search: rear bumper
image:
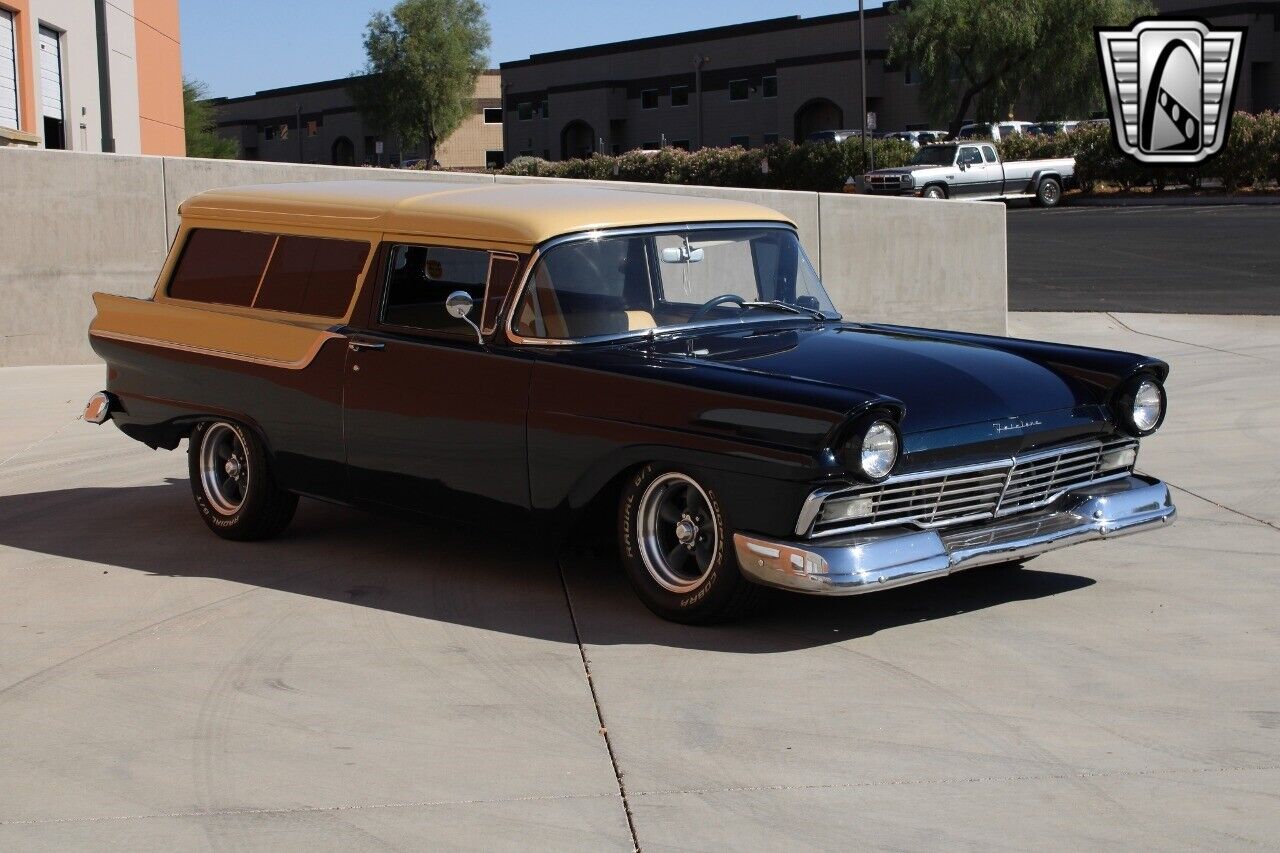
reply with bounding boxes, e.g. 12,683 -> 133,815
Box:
733,475 -> 1174,596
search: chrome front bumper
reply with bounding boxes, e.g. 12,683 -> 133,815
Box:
733,475 -> 1175,596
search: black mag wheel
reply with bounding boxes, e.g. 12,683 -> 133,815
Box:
188,420 -> 298,541
618,464 -> 764,624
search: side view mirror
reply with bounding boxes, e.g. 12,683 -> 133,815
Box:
445,290 -> 483,345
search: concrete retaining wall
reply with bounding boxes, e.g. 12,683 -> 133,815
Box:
0,148 -> 1006,366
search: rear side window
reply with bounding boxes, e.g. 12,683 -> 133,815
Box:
167,229 -> 369,318
254,236 -> 369,317
982,145 -> 997,163
167,229 -> 275,307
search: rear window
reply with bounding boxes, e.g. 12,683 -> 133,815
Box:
167,230 -> 275,307
167,229 -> 369,318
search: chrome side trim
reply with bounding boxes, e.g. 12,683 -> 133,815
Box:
501,220 -> 813,347
737,475 -> 1175,596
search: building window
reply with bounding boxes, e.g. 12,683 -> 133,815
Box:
486,149 -> 505,169
483,107 -> 502,124
671,139 -> 690,151
263,125 -> 276,140
519,149 -> 533,157
763,133 -> 779,146
641,89 -> 659,110
904,64 -> 918,85
518,102 -> 533,121
641,141 -> 659,150
762,76 -> 777,98
539,101 -> 549,119
670,86 -> 689,108
730,135 -> 750,148
729,79 -> 749,101
306,120 -> 319,137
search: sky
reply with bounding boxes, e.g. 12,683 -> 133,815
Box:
181,0 -> 885,98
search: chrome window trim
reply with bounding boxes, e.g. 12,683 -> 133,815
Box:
502,220 -> 835,347
800,438 -> 1140,539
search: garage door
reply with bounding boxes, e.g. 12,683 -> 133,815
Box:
38,26 -> 61,122
0,10 -> 18,130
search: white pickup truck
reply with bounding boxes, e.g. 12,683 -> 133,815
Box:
863,142 -> 1077,207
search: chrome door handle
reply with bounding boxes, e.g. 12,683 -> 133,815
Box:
348,340 -> 386,352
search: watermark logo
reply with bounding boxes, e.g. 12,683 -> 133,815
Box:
1096,18 -> 1245,164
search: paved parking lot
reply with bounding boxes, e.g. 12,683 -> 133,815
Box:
1008,205 -> 1280,314
1,313 -> 1278,850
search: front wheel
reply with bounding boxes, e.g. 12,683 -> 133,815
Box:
618,465 -> 764,624
922,185 -> 947,200
1034,177 -> 1062,208
189,420 -> 298,541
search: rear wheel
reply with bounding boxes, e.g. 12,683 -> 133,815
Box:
923,185 -> 947,200
618,465 -> 764,624
1034,177 -> 1062,208
189,420 -> 297,541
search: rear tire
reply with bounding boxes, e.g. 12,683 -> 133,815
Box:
189,420 -> 298,541
1034,177 -> 1062,208
618,464 -> 764,624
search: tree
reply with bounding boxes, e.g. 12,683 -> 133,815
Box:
889,0 -> 1154,136
352,0 -> 490,166
183,78 -> 237,159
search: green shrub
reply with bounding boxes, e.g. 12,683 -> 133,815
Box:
497,117 -> 1279,194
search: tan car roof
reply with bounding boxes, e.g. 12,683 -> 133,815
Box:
178,180 -> 794,246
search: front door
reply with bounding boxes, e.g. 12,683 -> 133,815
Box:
343,242 -> 532,527
954,145 -> 995,196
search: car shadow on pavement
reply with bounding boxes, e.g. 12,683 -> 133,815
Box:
0,482 -> 1094,653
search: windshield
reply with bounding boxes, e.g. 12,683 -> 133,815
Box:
911,145 -> 956,166
511,226 -> 839,341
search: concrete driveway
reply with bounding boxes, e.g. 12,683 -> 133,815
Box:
1,314 -> 1277,851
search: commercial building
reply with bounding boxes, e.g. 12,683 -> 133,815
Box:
209,71 -> 504,169
0,0 -> 183,154
499,0 -> 1278,161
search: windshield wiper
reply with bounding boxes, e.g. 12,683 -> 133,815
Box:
740,300 -> 827,320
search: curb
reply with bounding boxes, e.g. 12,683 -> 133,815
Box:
1068,194 -> 1280,207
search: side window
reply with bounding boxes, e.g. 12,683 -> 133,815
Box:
167,229 -> 275,307
958,147 -> 983,166
381,244 -> 491,335
254,235 -> 370,317
982,145 -> 997,163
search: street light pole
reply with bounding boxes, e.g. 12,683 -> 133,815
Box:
858,0 -> 870,170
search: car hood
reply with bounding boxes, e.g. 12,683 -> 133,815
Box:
637,323 -> 1137,436
869,165 -> 946,176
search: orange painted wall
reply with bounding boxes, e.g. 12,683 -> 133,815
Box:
133,0 -> 184,155
1,0 -> 36,133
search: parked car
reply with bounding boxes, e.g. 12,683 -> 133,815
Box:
958,121 -> 1035,141
885,130 -> 950,148
806,129 -> 864,144
84,181 -> 1174,623
863,141 -> 1077,206
1029,121 -> 1083,136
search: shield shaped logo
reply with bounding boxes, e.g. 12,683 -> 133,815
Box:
1096,18 -> 1245,164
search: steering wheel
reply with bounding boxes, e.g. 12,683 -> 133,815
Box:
689,294 -> 747,322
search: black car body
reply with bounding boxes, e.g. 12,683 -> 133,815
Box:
85,181 -> 1175,623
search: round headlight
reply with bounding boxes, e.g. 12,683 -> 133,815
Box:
1132,379 -> 1163,433
860,421 -> 899,481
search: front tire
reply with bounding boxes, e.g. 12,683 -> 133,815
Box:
189,420 -> 298,541
922,184 -> 947,200
618,465 -> 763,624
1034,177 -> 1062,208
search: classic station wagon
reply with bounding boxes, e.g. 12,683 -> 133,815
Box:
85,180 -> 1175,623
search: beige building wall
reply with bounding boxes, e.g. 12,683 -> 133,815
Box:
436,69 -> 503,168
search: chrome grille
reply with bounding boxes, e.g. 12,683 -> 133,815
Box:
806,439 -> 1138,538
